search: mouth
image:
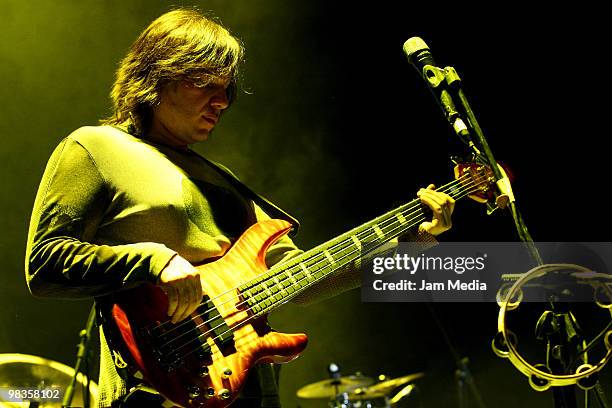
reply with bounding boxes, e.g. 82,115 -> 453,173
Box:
202,115 -> 218,125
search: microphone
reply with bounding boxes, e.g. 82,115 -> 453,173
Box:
403,37 -> 437,77
402,37 -> 471,141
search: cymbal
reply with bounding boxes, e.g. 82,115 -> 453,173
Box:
347,373 -> 424,400
366,372 -> 424,394
0,353 -> 98,406
347,389 -> 388,400
297,375 -> 375,399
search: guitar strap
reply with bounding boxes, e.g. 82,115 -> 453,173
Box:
190,152 -> 300,237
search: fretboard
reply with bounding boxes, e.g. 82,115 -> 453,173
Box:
238,188 -> 460,316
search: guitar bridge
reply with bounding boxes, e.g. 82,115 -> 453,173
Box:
140,318 -> 212,372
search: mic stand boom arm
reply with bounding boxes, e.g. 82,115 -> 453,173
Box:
446,69 -> 544,266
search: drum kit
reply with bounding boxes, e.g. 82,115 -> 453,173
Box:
297,367 -> 424,408
0,353 -> 420,408
0,353 -> 97,407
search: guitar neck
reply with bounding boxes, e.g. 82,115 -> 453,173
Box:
239,184 -> 464,316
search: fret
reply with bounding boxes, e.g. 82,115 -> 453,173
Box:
262,297 -> 273,309
350,235 -> 362,250
327,241 -> 355,265
243,288 -> 253,303
272,276 -> 288,297
379,220 -> 397,237
291,268 -> 306,288
323,250 -> 336,265
285,270 -> 298,286
372,224 -> 385,239
299,262 -> 314,283
259,280 -> 273,297
284,276 -> 297,294
396,212 -> 407,224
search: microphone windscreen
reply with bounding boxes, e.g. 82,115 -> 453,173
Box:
403,37 -> 429,59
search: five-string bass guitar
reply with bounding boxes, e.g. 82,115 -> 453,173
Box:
99,163 -> 496,408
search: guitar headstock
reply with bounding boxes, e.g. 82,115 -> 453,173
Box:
454,162 -> 497,204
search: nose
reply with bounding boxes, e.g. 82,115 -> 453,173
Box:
210,86 -> 230,111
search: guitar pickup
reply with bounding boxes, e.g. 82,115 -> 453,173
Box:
197,297 -> 234,346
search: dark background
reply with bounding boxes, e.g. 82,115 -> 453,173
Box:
1,1 -> 609,407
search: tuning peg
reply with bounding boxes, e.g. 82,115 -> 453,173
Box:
450,156 -> 462,165
496,194 -> 510,209
486,202 -> 499,216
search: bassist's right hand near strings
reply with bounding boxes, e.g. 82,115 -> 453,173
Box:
158,255 -> 204,323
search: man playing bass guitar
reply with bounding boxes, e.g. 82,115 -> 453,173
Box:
25,8 -> 455,408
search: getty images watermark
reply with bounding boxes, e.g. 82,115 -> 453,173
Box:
361,242 -> 612,302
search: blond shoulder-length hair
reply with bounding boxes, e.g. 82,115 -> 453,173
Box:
102,8 -> 244,135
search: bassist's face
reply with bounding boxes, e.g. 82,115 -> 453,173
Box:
148,79 -> 230,148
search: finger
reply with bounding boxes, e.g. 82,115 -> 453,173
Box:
419,220 -> 437,234
184,277 -> 199,320
420,193 -> 452,229
419,193 -> 443,214
172,282 -> 189,323
439,194 -> 455,222
190,277 -> 203,316
175,284 -> 190,323
419,189 -> 448,206
165,286 -> 178,318
417,184 -> 436,192
441,207 -> 451,227
418,189 -> 444,205
447,198 -> 455,215
183,275 -> 201,321
180,279 -> 196,322
420,191 -> 455,220
430,195 -> 451,227
438,192 -> 455,209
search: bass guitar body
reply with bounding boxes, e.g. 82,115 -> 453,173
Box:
101,219 -> 308,408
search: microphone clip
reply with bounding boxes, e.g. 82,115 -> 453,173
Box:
422,64 -> 479,156
421,65 -> 461,90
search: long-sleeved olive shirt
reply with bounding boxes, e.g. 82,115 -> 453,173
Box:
25,125 -> 435,407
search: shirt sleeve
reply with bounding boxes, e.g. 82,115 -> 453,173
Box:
25,137 -> 177,299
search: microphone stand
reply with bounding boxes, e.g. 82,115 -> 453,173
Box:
429,62 -> 608,408
62,304 -> 96,408
427,304 -> 487,408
